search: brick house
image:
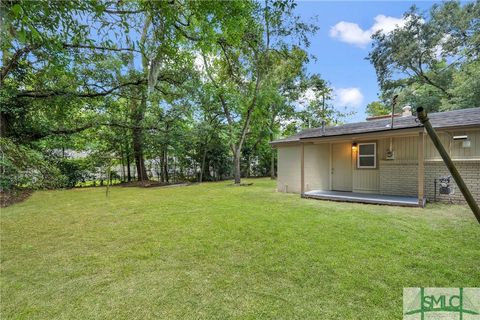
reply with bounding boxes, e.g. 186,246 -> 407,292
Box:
271,107 -> 480,207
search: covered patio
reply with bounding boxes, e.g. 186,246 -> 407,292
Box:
295,128 -> 427,208
303,190 -> 425,207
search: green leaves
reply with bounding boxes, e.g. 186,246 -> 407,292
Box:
16,29 -> 27,43
368,1 -> 480,113
366,101 -> 390,117
2,0 -> 318,187
11,3 -> 23,17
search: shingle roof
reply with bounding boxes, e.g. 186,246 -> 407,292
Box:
271,107 -> 480,145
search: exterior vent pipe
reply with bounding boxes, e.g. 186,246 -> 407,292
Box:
391,95 -> 398,129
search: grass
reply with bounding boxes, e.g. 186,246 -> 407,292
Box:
1,178 -> 479,319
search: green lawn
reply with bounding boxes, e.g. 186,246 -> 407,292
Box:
1,179 -> 479,319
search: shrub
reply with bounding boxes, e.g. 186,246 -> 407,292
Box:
0,138 -> 65,191
55,158 -> 91,188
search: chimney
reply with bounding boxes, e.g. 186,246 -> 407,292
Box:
402,105 -> 412,117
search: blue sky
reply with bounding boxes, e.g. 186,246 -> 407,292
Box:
293,1 -> 438,122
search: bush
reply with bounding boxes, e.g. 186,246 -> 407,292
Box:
55,158 -> 91,188
0,138 -> 65,191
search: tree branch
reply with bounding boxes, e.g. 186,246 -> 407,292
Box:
103,9 -> 145,14
16,79 -> 148,98
173,23 -> 201,41
21,119 -> 176,141
237,43 -> 262,152
201,52 -> 234,128
415,52 -> 453,98
218,39 -> 240,81
63,43 -> 142,53
0,45 -> 39,84
24,124 -> 96,141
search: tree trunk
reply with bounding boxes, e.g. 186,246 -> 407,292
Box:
233,148 -> 241,184
120,147 -> 126,182
173,157 -> 177,183
159,153 -> 165,183
124,138 -> 132,182
131,93 -> 148,182
132,132 -> 148,181
0,111 -> 7,137
126,151 -> 131,182
270,132 -> 275,179
163,148 -> 169,183
199,146 -> 208,183
131,16 -> 150,183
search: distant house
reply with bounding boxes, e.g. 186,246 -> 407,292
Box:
271,107 -> 480,207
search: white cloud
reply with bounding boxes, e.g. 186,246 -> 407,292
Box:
335,87 -> 364,108
329,22 -> 371,48
295,87 -> 364,111
433,34 -> 451,59
296,88 -> 316,110
330,15 -> 407,48
370,15 -> 407,34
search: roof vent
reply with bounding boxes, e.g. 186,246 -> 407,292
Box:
402,105 -> 412,117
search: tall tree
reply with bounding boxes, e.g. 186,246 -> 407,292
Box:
256,47 -> 307,178
368,1 -> 480,112
201,0 -> 316,184
366,101 -> 389,117
1,0 -> 318,190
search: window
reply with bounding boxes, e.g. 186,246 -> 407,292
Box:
357,143 -> 376,168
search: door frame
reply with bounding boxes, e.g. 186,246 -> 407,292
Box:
330,142 -> 353,191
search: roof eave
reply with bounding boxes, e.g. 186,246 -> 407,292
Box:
299,126 -> 425,143
269,140 -> 301,148
270,116 -> 480,147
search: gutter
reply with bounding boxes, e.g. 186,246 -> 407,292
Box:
298,126 -> 424,144
271,123 -> 480,147
270,126 -> 423,146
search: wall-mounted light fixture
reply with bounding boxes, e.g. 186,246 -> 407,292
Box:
352,142 -> 358,151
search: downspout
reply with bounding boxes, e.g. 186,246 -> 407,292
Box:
417,107 -> 480,224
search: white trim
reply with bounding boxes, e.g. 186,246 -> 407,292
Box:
357,142 -> 376,169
